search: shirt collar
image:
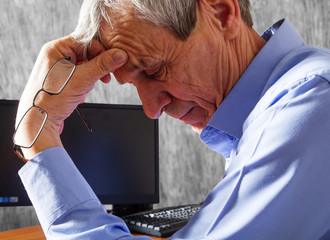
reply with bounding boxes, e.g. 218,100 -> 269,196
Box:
203,19 -> 305,140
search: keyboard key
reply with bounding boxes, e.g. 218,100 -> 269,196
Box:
122,204 -> 201,237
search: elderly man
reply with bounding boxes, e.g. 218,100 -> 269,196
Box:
14,0 -> 330,239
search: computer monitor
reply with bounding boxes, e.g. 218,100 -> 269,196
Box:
0,100 -> 159,215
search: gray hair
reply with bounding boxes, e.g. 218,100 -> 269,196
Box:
73,0 -> 252,52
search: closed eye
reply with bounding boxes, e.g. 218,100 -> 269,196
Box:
145,65 -> 165,80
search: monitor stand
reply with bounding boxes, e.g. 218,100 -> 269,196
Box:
111,204 -> 153,217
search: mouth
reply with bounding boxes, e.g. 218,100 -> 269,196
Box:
164,103 -> 207,127
179,108 -> 191,120
179,107 -> 197,124
178,106 -> 209,132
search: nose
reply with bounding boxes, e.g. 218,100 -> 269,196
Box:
135,82 -> 172,119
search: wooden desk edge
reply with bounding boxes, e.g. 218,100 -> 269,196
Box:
0,225 -> 167,240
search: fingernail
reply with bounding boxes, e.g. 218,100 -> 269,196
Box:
112,50 -> 127,65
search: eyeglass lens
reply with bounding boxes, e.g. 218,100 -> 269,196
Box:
43,58 -> 75,94
13,58 -> 75,149
13,106 -> 47,148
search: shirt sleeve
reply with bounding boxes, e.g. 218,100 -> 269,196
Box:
18,147 -> 151,240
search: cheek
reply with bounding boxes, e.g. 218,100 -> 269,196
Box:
168,63 -> 206,98
168,65 -> 219,114
173,46 -> 215,92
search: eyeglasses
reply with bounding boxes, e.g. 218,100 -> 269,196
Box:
13,56 -> 92,162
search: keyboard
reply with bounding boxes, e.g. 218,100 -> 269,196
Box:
122,204 -> 201,237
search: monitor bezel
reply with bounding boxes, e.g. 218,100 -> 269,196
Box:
0,99 -> 159,207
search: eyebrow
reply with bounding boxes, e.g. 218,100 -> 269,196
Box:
115,60 -> 162,85
95,36 -> 163,83
95,35 -> 157,69
114,64 -> 143,85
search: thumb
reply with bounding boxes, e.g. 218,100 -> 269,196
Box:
75,48 -> 127,84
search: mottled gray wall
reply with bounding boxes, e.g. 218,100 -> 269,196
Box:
0,0 -> 329,232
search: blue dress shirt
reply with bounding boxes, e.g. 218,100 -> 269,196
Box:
19,19 -> 330,239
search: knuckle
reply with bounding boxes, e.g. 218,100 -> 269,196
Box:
40,42 -> 53,55
40,41 -> 58,60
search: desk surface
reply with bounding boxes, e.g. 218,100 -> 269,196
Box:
0,225 -> 166,240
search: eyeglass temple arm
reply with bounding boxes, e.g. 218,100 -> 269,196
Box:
75,107 -> 92,133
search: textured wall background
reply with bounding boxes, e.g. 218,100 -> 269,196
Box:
0,0 -> 329,232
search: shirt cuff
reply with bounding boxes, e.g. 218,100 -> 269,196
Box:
18,147 -> 98,232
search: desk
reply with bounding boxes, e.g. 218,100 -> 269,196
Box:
0,225 -> 166,240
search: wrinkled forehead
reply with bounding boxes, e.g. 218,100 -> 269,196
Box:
98,11 -> 177,70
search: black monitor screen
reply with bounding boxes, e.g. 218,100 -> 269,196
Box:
0,100 -> 159,207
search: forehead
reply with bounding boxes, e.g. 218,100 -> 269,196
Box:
98,13 -> 178,69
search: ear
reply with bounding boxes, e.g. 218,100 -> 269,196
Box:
203,0 -> 241,40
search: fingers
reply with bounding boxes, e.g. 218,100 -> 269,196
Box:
87,38 -> 106,60
100,74 -> 111,83
75,48 -> 128,85
31,35 -> 127,102
44,36 -> 104,64
41,35 -> 127,85
76,38 -> 123,83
